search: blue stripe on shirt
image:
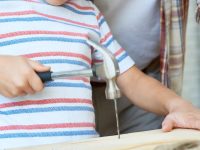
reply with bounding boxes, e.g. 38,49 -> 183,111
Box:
98,17 -> 105,27
45,82 -> 91,89
0,106 -> 94,115
0,37 -> 87,47
103,37 -> 114,48
0,130 -> 97,138
117,52 -> 128,63
38,59 -> 90,68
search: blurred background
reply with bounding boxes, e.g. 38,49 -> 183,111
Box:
182,0 -> 200,107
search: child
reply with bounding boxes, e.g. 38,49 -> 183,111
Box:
0,0 -> 200,149
0,0 -> 134,148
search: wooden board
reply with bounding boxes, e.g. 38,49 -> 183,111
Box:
8,129 -> 200,150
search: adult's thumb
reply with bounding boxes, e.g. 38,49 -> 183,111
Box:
162,117 -> 174,132
28,60 -> 50,72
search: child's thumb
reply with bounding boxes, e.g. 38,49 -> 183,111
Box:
28,60 -> 50,72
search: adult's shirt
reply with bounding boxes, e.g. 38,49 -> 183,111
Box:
94,0 -> 160,70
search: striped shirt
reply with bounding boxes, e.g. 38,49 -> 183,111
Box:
0,0 -> 134,149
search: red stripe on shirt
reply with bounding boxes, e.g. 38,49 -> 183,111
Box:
114,48 -> 124,57
96,12 -> 102,21
24,0 -> 40,3
92,48 -> 124,64
22,52 -> 91,64
100,32 -> 112,44
0,10 -> 36,17
67,1 -> 94,11
0,98 -> 92,108
0,122 -> 95,130
0,31 -> 88,39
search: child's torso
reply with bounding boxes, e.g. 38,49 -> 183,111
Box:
0,0 -> 99,148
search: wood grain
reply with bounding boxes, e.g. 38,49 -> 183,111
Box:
8,129 -> 200,150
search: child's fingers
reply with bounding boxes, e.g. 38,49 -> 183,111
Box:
8,74 -> 36,96
23,81 -> 35,95
26,59 -> 48,93
27,60 -> 48,92
28,60 -> 50,72
27,70 -> 44,93
0,88 -> 13,98
0,79 -> 19,98
3,82 -> 24,98
3,75 -> 37,97
0,56 -> 48,97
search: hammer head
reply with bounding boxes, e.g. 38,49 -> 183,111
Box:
86,38 -> 121,100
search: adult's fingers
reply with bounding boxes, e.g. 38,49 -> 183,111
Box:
162,116 -> 174,132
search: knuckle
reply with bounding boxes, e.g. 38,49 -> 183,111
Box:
23,69 -> 33,77
16,81 -> 27,90
6,94 -> 15,98
35,84 -> 44,92
27,89 -> 35,95
19,92 -> 27,97
29,91 -> 36,95
36,86 -> 43,92
13,77 -> 28,89
11,89 -> 21,97
0,92 -> 12,98
16,56 -> 27,62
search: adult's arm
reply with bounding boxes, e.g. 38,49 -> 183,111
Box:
117,66 -> 200,131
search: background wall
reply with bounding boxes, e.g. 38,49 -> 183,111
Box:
182,0 -> 200,107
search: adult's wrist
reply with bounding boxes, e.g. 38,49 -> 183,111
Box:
166,98 -> 193,114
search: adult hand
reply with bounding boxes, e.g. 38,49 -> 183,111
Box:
162,101 -> 200,131
0,55 -> 50,98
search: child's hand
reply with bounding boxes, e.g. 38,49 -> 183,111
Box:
0,55 -> 50,98
45,0 -> 69,5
